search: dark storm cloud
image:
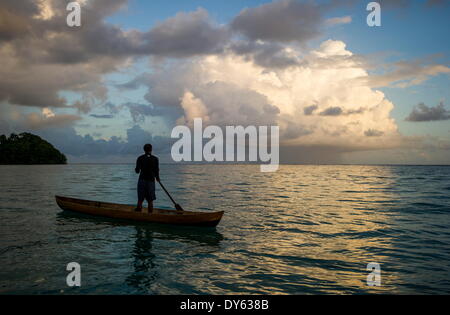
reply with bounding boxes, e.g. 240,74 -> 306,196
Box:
27,6 -> 227,63
406,102 -> 450,122
365,129 -> 384,137
227,1 -> 371,69
347,108 -> 366,115
0,0 -> 129,110
141,8 -> 229,57
0,0 -> 132,61
304,104 -> 318,115
231,0 -> 323,43
0,1 -> 229,111
318,106 -> 366,116
0,6 -> 32,40
230,40 -> 300,68
125,102 -> 180,123
0,57 -> 110,108
319,106 -> 343,116
41,6 -> 229,63
90,114 -> 114,119
102,101 -> 182,124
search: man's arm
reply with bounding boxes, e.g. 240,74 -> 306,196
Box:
155,157 -> 160,182
135,156 -> 141,174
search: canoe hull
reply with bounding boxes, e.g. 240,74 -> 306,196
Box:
55,196 -> 224,227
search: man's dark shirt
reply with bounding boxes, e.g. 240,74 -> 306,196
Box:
135,154 -> 159,181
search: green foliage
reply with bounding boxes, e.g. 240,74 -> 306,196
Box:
0,133 -> 67,164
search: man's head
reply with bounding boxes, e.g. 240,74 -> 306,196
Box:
143,143 -> 152,154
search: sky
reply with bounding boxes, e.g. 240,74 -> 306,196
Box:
0,0 -> 449,164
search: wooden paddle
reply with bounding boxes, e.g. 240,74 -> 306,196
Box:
157,179 -> 185,212
143,157 -> 184,212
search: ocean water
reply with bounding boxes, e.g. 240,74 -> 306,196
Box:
0,164 -> 449,294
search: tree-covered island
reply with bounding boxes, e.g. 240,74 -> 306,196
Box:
0,133 -> 67,164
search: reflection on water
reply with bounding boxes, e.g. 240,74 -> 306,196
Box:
0,164 -> 449,294
56,211 -> 224,247
126,227 -> 157,294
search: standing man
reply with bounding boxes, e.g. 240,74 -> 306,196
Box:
135,143 -> 160,213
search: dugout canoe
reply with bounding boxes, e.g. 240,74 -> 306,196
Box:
55,196 -> 224,227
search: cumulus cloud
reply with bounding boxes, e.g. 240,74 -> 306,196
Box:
42,108 -> 55,118
406,102 -> 450,122
137,39 -> 400,152
178,91 -> 210,126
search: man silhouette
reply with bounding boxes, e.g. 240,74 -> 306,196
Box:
135,144 -> 160,213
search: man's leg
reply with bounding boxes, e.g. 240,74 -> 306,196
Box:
136,180 -> 144,212
148,200 -> 154,213
135,199 -> 143,212
148,181 -> 156,213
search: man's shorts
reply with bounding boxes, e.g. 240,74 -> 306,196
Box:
137,179 -> 156,201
